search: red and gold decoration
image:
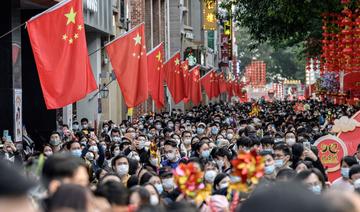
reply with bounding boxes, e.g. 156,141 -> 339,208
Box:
173,163 -> 212,203
203,0 -> 217,30
228,149 -> 264,193
249,102 -> 261,117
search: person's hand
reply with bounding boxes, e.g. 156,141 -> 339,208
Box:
304,149 -> 317,161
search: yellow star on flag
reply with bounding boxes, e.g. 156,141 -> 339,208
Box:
134,34 -> 142,45
175,58 -> 180,66
156,51 -> 162,61
69,38 -> 73,44
74,33 -> 79,39
78,25 -> 83,31
65,7 -> 77,25
62,34 -> 68,40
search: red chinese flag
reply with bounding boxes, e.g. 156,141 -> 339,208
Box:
201,70 -> 214,99
181,61 -> 190,103
147,43 -> 165,109
227,80 -> 234,98
219,74 -> 227,93
106,24 -> 148,108
212,73 -> 220,98
189,65 -> 202,105
164,52 -> 185,104
27,0 -> 97,109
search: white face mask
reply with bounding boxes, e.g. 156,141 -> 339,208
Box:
166,152 -> 177,161
150,195 -> 159,205
150,157 -> 159,166
354,179 -> 360,189
117,164 -> 129,176
219,182 -> 229,189
204,170 -> 217,183
286,138 -> 296,146
162,178 -> 175,190
227,133 -> 234,140
183,138 -> 191,145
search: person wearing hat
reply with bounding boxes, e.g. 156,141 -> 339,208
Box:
196,122 -> 207,138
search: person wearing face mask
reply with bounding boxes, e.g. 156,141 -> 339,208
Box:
332,156 -> 358,191
296,168 -> 326,195
260,151 -> 277,181
111,155 -> 130,186
67,141 -> 82,158
226,128 -> 235,142
124,134 -> 149,164
209,123 -> 220,140
49,132 -> 62,153
167,120 -> 175,130
72,121 -> 80,132
160,172 -> 180,201
43,144 -> 54,157
154,121 -> 163,131
144,183 -> 161,206
80,118 -> 89,130
213,148 -> 232,174
196,123 -> 206,138
102,122 -> 110,134
195,141 -> 211,159
181,131 -> 192,157
161,140 -> 181,169
284,131 -> 297,147
213,174 -> 230,195
110,128 -> 121,143
0,140 -> 22,165
82,140 -> 107,174
273,144 -> 292,170
204,161 -> 219,185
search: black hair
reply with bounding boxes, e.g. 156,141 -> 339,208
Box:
164,140 -> 177,148
350,164 -> 360,179
295,160 -> 314,170
295,168 -> 326,188
276,168 -> 296,181
111,127 -> 121,135
48,184 -> 88,211
213,147 -> 232,161
140,172 -> 153,186
237,136 -> 252,148
128,158 -> 139,175
341,156 -> 358,167
50,131 -> 61,137
166,201 -> 198,212
94,180 -> 129,205
0,161 -> 33,196
274,143 -> 292,158
80,118 -> 89,123
66,141 -> 80,150
260,136 -> 274,146
127,175 -> 139,189
129,186 -> 151,205
213,173 -> 227,190
111,154 -> 129,171
42,153 -> 86,189
181,130 -> 192,137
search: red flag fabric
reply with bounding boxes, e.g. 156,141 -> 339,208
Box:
188,65 -> 202,105
27,0 -> 97,109
164,52 -> 185,104
181,61 -> 190,103
201,70 -> 215,99
147,43 -> 165,109
218,74 -> 227,93
212,73 -> 220,98
227,80 -> 234,98
106,24 -> 148,108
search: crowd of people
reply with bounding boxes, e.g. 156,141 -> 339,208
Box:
3,100 -> 360,212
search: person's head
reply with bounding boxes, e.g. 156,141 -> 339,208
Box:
284,131 -> 296,147
295,160 -> 313,173
111,154 -> 129,177
276,168 -> 296,182
238,182 -> 331,212
81,118 -> 89,129
296,168 -> 325,194
260,136 -> 275,150
213,173 -> 230,191
0,161 -> 35,212
273,144 -> 292,169
49,184 -> 93,212
340,156 -> 358,179
196,123 -> 206,135
260,151 -> 275,176
236,136 -> 252,151
66,141 -> 82,157
163,140 -> 179,162
95,180 -> 129,207
144,183 -> 160,206
181,130 -> 192,145
49,131 -> 62,148
212,148 -> 232,169
195,141 -> 210,159
350,164 -> 360,188
42,153 -> 89,194
110,128 -> 121,142
204,161 -> 219,184
43,144 -> 53,157
160,172 -> 175,192
129,186 -> 150,208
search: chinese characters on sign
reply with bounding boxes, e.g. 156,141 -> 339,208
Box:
203,0 -> 217,30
